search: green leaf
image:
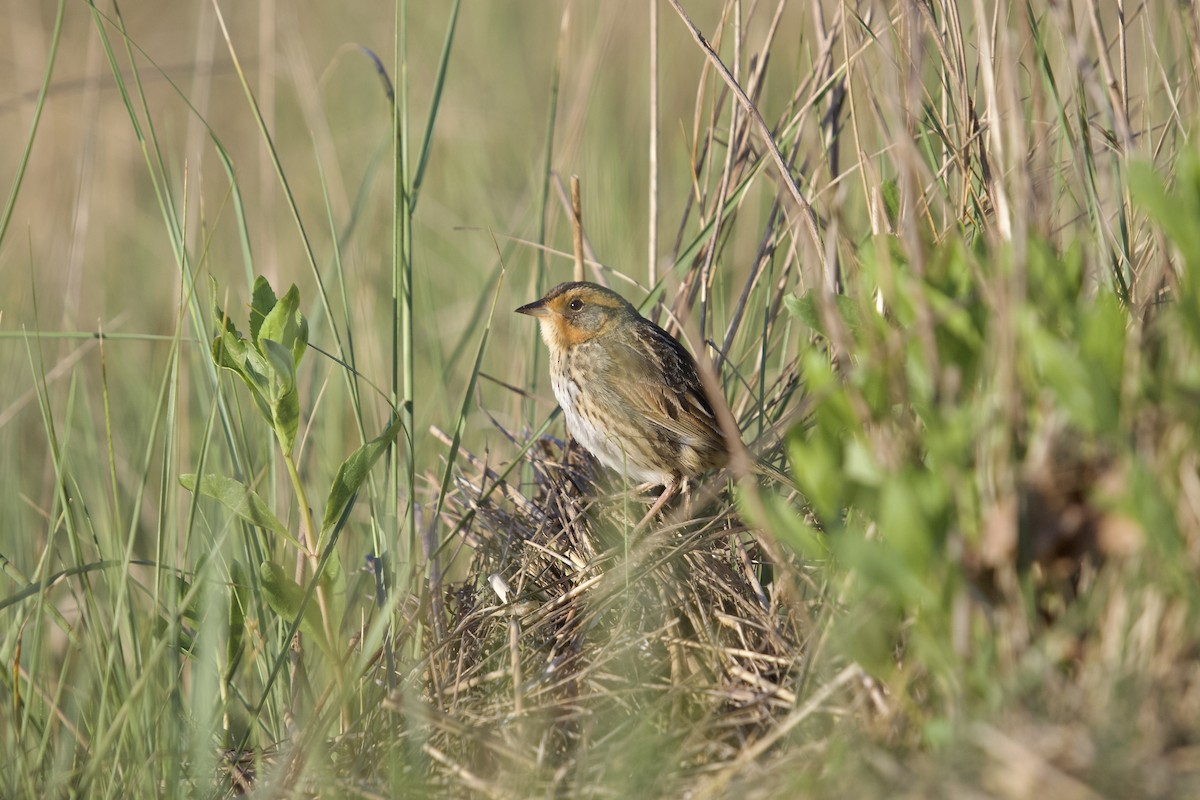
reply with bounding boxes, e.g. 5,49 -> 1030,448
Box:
249,275 -> 279,345
153,616 -> 197,659
212,329 -> 273,423
272,390 -> 300,456
259,561 -> 332,656
321,414 -> 404,537
1130,158 -> 1200,346
833,532 -> 937,610
1079,290 -> 1126,432
212,328 -> 251,380
179,473 -> 298,545
1081,291 -> 1126,384
783,291 -> 861,340
319,547 -> 346,627
1130,160 -> 1200,269
876,470 -> 937,571
259,338 -> 299,453
1025,323 -> 1107,434
788,426 -> 844,524
880,179 -> 900,226
212,275 -> 241,337
258,283 -> 309,368
783,293 -> 818,330
260,337 -> 296,393
738,484 -> 828,559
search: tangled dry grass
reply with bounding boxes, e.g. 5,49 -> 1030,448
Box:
384,431 -> 853,797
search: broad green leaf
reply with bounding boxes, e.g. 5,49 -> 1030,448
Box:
212,329 -> 273,423
1130,159 -> 1200,346
272,398 -> 299,456
876,470 -> 942,571
1025,324 -> 1106,434
321,414 -> 404,536
260,337 -> 296,396
832,532 -> 936,610
275,398 -> 299,455
1079,290 -> 1127,432
249,275 -> 279,344
788,427 -> 843,524
1080,290 -> 1127,388
178,473 -> 297,544
211,328 -> 251,375
259,561 -> 333,656
783,293 -> 818,330
213,305 -> 239,338
880,179 -> 900,226
260,338 -> 299,453
842,438 -> 882,487
800,351 -> 858,431
258,283 -> 308,368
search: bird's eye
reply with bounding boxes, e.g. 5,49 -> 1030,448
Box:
568,298 -> 584,311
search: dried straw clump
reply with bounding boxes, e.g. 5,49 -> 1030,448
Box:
410,433 -> 821,793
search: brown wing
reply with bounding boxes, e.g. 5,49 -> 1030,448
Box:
604,320 -> 725,449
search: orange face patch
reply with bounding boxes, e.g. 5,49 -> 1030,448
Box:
539,308 -> 595,348
542,291 -> 619,346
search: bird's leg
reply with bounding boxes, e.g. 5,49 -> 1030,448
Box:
635,479 -> 680,530
677,476 -> 695,516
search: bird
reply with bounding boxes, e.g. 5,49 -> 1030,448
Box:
516,280 -> 730,523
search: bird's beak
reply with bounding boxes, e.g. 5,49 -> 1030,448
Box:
515,298 -> 550,318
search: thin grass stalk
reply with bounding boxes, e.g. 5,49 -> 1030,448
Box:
19,323 -> 102,780
210,3 -> 322,283
0,0 -> 63,251
570,175 -> 585,283
105,5 -> 215,347
314,151 -> 367,442
649,0 -> 659,289
412,0 -> 463,201
393,0 -> 416,582
386,8 -> 469,639
528,7 -> 569,435
86,4 -> 259,521
72,320 -> 177,794
429,268 -> 505,681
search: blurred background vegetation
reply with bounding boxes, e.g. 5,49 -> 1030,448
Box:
3,0 -> 1200,796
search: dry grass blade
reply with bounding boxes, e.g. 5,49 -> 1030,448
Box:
665,0 -> 825,273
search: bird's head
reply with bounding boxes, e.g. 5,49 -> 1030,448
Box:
515,281 -> 637,350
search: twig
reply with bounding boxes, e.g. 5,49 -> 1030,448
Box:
570,174 -> 585,283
